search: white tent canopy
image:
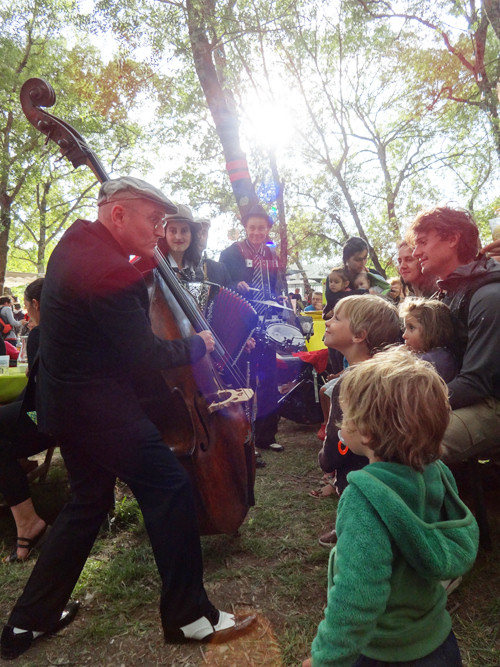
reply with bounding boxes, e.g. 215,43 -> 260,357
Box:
4,271 -> 43,291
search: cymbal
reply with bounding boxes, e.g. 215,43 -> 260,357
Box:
253,299 -> 292,310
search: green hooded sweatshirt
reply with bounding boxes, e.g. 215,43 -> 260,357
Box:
311,460 -> 479,666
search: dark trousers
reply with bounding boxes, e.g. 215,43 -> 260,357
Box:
252,343 -> 279,447
8,418 -> 215,633
0,401 -> 53,507
353,630 -> 462,666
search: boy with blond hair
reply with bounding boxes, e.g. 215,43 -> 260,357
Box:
316,295 -> 401,516
304,347 -> 479,667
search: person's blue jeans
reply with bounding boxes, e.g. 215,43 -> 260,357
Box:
353,630 -> 462,666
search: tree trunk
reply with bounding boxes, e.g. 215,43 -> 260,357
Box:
484,0 -> 500,39
269,150 -> 287,274
36,180 -> 51,273
185,0 -> 257,218
334,170 -> 386,277
0,206 -> 10,294
292,254 -> 312,296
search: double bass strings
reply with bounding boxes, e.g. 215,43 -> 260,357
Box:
153,246 -> 248,389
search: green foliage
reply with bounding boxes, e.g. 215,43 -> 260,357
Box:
0,0 -> 177,278
2,0 -> 499,278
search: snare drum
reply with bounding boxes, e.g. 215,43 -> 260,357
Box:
265,323 -> 305,354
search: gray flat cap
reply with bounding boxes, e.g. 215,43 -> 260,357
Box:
166,204 -> 202,229
97,177 -> 177,214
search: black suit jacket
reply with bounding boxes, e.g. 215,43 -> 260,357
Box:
38,219 -> 206,436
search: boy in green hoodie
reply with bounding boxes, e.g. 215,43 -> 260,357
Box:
303,346 -> 479,667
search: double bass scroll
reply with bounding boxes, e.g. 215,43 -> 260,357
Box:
20,78 -> 108,182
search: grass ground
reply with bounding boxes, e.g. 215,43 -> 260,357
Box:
0,418 -> 499,666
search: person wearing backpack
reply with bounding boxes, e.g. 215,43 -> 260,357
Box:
409,207 -> 500,462
0,296 -> 21,346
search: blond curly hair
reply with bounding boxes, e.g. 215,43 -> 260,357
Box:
339,346 -> 450,470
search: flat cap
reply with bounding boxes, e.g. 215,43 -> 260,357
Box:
97,177 -> 177,214
166,204 -> 202,229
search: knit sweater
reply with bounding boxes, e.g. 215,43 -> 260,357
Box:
311,460 -> 479,666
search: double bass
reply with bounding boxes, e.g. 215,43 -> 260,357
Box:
20,77 -> 255,535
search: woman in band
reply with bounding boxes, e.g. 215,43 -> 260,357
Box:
161,206 -> 230,287
161,205 -> 203,281
219,204 -> 286,454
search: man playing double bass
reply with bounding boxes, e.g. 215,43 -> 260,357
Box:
1,177 -> 255,660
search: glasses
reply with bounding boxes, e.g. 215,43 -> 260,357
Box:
146,214 -> 169,230
124,204 -> 168,230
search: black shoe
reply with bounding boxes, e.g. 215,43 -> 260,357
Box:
256,458 -> 266,468
1,601 -> 80,660
0,626 -> 33,661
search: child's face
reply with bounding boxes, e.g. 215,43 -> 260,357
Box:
329,273 -> 348,293
353,274 -> 370,290
324,307 -> 353,352
403,315 -> 425,352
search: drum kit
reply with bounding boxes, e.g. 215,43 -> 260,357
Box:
188,285 -> 326,426
252,299 -> 326,425
252,299 -> 305,354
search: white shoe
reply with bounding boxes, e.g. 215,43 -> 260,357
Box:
164,609 -> 256,643
180,610 -> 235,640
441,577 -> 462,595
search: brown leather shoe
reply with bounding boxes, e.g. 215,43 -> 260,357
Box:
164,611 -> 256,644
208,613 -> 256,643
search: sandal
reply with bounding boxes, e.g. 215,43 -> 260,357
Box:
3,524 -> 51,564
308,484 -> 335,499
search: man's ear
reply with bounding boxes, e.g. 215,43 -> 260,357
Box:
110,203 -> 126,231
447,232 -> 460,250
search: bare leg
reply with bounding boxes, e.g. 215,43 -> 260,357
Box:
9,500 -> 46,561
